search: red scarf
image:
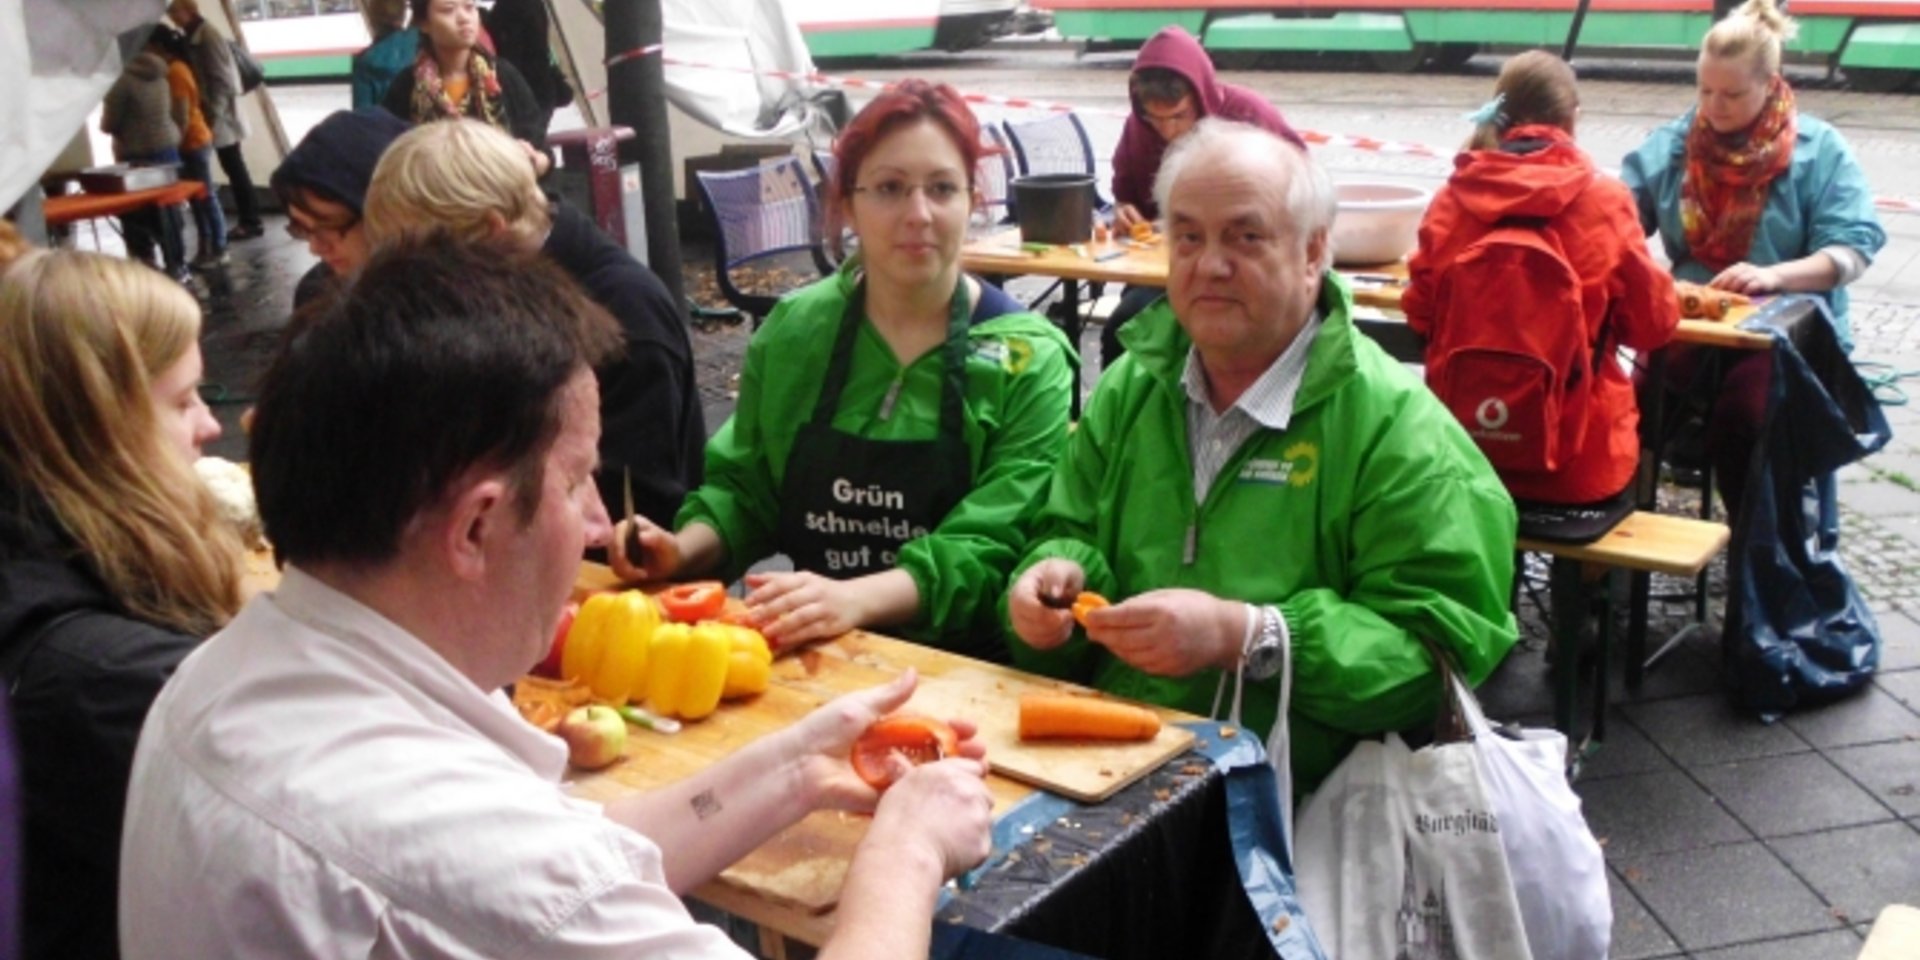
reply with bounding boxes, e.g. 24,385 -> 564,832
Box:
1679,74 -> 1796,273
409,46 -> 505,130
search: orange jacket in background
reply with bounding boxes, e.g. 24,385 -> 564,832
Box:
166,59 -> 213,152
1404,124 -> 1678,504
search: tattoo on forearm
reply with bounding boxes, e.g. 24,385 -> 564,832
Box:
691,789 -> 723,820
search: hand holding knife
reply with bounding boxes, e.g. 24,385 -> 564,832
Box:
621,467 -> 647,571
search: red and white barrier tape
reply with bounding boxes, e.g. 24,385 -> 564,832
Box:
595,42 -> 1914,214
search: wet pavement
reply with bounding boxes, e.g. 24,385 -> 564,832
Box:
67,47 -> 1920,958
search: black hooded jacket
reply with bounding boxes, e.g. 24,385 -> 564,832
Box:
0,472 -> 200,960
542,201 -> 706,527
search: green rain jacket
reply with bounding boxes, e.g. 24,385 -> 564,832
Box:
1012,274 -> 1518,790
678,267 -> 1076,656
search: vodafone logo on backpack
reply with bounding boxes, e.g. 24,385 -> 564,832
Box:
1474,397 -> 1511,432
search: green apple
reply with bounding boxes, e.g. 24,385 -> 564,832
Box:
557,704 -> 627,770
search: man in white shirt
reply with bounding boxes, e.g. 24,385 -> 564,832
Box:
120,236 -> 993,959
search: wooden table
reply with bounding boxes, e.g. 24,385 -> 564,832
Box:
960,226 -> 1775,354
42,181 -> 207,228
565,564 -> 1212,952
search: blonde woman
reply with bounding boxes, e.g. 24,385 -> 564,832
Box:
363,119 -> 701,538
1624,0 -> 1885,516
0,250 -> 242,959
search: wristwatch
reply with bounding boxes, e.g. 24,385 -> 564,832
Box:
1243,604 -> 1287,682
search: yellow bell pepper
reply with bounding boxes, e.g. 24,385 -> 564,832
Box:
718,624 -> 772,699
645,622 -> 731,720
560,590 -> 659,703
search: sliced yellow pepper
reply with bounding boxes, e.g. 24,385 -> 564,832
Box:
589,591 -> 657,703
644,622 -> 742,720
717,623 -> 772,699
561,590 -> 659,704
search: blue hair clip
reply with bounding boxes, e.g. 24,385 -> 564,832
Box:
1463,93 -> 1507,128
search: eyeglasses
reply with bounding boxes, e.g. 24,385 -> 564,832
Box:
851,179 -> 968,209
286,214 -> 360,244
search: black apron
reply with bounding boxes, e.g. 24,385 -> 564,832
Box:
773,281 -> 975,578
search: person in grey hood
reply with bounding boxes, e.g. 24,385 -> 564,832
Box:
98,38 -> 189,281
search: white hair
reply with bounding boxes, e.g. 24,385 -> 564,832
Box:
1151,118 -> 1336,271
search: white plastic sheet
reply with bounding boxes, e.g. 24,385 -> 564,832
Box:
1,0 -> 163,211
659,0 -> 829,139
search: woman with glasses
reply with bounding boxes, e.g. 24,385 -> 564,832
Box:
381,0 -> 549,174
0,244 -> 244,958
612,80 -> 1076,661
270,108 -> 414,311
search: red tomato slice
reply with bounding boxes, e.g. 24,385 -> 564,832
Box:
537,602 -> 578,678
659,581 -> 727,623
850,714 -> 959,790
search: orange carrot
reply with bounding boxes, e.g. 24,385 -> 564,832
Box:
1019,693 -> 1161,741
1675,281 -> 1750,320
1070,591 -> 1109,628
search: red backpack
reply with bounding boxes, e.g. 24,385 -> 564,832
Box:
1425,219 -> 1598,475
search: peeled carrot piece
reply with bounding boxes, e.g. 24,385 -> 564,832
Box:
1070,591 -> 1109,628
1019,693 -> 1161,741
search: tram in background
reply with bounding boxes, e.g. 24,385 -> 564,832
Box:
233,0 -> 1024,81
1033,0 -> 1920,91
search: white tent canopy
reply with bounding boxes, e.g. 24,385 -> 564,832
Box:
1,0 -> 163,211
3,0 -> 824,212
552,0 -> 834,141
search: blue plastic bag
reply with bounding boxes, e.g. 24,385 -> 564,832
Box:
1728,296 -> 1892,717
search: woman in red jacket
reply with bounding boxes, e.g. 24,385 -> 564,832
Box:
1405,51 -> 1678,540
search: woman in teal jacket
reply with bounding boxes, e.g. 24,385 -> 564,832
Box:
1623,0 -> 1885,516
1009,273 -> 1518,791
613,81 -> 1074,661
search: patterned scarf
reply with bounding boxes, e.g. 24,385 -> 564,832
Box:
409,46 -> 506,130
1678,73 -> 1796,272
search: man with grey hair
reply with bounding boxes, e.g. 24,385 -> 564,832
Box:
1006,119 -> 1518,792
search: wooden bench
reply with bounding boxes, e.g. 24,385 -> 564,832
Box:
1516,511 -> 1730,752
1861,904 -> 1920,960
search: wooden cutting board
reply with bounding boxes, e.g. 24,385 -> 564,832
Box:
905,666 -> 1195,803
558,571 -> 1204,916
559,638 -> 1067,914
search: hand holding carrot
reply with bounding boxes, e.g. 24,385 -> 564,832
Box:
1008,559 -> 1085,651
1083,588 -> 1248,677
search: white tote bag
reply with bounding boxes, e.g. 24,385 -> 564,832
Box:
1295,729 -> 1533,960
1452,674 -> 1611,960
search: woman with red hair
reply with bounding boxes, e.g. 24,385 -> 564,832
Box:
613,80 -> 1075,662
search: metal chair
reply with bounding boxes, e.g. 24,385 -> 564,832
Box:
693,156 -> 836,326
977,124 -> 1016,226
1000,113 -> 1110,369
1001,112 -> 1107,210
809,148 -> 837,188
